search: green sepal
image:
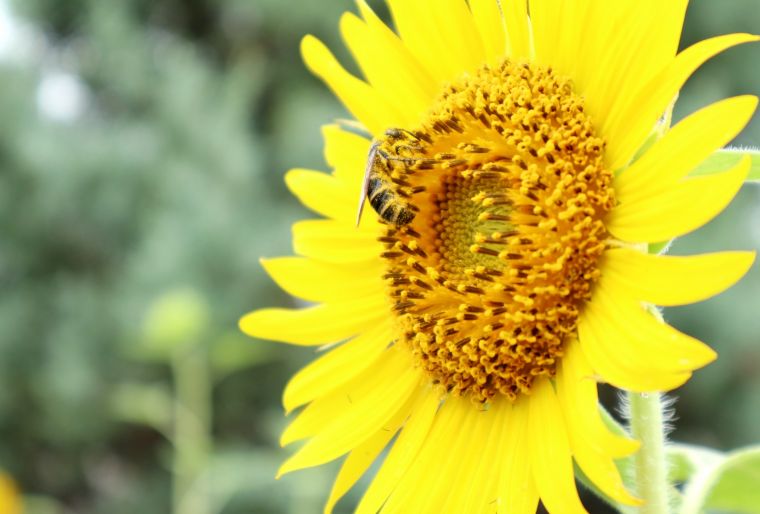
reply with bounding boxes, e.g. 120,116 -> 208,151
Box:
689,148 -> 760,182
648,240 -> 672,255
110,382 -> 173,437
678,444 -> 760,514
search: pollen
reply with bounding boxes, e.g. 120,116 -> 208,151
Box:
374,60 -> 614,402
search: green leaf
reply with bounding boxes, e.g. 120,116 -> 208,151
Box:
681,445 -> 760,514
668,443 -> 723,483
210,331 -> 274,382
110,383 -> 173,437
689,148 -> 760,182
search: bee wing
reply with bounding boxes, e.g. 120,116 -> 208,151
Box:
356,142 -> 378,227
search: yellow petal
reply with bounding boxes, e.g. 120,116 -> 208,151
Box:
572,2 -> 630,105
604,33 -> 760,170
323,400 -> 410,514
340,9 -> 434,125
285,168 -> 355,222
601,248 -> 756,307
550,0 -> 593,79
578,1 -> 687,150
441,402 -> 502,514
386,0 -> 484,84
578,312 -> 691,393
606,155 -> 750,243
277,349 -> 420,477
570,431 -> 641,506
557,340 -> 640,459
280,387 -> 340,446
578,284 -> 715,392
502,0 -> 530,60
380,398 -> 482,514
431,0 -> 486,69
355,0 -> 438,98
468,0 -> 508,66
496,399 -> 538,514
292,219 -> 383,263
283,322 -> 393,414
239,294 -> 388,346
322,124 -> 371,186
301,35 -> 405,135
594,280 -> 717,371
529,378 -> 588,514
615,96 -> 758,203
557,344 -> 641,506
529,0 -> 564,67
356,388 -> 440,514
260,256 -> 384,304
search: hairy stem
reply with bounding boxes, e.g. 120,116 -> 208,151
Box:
628,391 -> 670,514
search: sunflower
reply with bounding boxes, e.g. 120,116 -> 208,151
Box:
241,1 -> 758,512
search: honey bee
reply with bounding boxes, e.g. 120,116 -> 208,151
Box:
356,129 -> 421,227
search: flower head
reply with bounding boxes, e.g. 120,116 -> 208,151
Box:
241,1 -> 758,512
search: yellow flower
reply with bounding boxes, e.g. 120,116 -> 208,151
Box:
241,1 -> 758,512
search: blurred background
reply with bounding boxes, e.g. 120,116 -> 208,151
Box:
0,0 -> 757,513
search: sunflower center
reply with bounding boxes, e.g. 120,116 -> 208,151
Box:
375,60 -> 614,402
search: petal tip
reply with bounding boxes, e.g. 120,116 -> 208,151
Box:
282,388 -> 298,416
624,495 -> 645,507
698,345 -> 718,368
724,250 -> 757,288
743,94 -> 759,112
279,429 -> 296,447
238,311 -> 257,337
613,436 -> 642,458
338,10 -> 359,34
722,94 -> 759,126
355,0 -> 372,17
275,456 -> 296,478
300,35 -> 329,75
283,168 -> 305,193
740,250 -> 757,270
239,309 -> 277,339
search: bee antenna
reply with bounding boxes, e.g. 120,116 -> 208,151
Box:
384,127 -> 422,142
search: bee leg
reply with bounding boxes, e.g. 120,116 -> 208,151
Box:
378,148 -> 421,166
393,143 -> 424,157
376,148 -> 393,166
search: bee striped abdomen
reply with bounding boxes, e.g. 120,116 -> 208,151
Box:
356,128 -> 425,228
368,176 -> 415,226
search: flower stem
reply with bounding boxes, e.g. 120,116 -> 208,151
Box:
628,392 -> 671,514
172,346 -> 212,514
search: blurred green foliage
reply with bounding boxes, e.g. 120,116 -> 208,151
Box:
0,0 -> 756,513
